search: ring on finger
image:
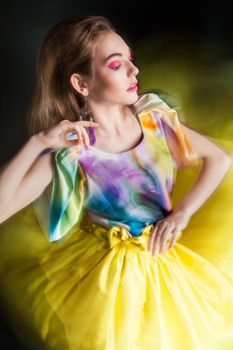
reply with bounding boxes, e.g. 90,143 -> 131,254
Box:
66,131 -> 79,140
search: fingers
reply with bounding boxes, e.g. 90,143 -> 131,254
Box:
152,227 -> 164,256
72,121 -> 99,147
60,120 -> 99,147
69,126 -> 88,147
168,228 -> 181,249
80,126 -> 90,147
159,224 -> 175,253
148,224 -> 159,255
148,221 -> 179,256
78,121 -> 99,127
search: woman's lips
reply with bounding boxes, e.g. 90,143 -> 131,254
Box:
127,83 -> 139,92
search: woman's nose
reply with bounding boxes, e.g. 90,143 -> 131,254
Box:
129,62 -> 139,76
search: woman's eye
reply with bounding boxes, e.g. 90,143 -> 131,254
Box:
111,65 -> 121,70
108,56 -> 135,70
108,61 -> 121,70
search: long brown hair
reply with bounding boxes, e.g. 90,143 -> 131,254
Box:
26,15 -> 116,137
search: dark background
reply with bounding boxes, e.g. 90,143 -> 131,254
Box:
1,0 -> 233,348
1,0 -> 233,167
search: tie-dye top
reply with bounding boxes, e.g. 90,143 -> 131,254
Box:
33,92 -> 200,242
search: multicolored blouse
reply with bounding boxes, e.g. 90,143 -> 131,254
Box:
33,92 -> 200,242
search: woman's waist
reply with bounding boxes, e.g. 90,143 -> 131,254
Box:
82,209 -> 163,236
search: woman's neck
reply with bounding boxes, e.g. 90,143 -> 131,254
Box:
88,103 -> 136,137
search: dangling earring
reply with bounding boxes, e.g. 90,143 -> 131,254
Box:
79,94 -> 96,145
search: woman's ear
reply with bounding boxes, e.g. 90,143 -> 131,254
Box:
70,73 -> 89,96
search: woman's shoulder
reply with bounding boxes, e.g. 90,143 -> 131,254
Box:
133,89 -> 182,116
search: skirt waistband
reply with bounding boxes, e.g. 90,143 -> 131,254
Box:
79,214 -> 179,254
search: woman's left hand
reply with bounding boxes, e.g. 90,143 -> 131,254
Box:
148,209 -> 191,256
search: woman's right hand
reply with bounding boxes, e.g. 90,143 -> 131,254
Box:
37,119 -> 100,150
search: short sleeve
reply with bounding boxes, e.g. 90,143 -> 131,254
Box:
151,94 -> 200,168
33,145 -> 87,242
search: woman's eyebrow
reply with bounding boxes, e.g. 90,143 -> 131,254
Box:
103,47 -> 132,64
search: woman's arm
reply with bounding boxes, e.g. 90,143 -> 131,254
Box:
173,124 -> 232,216
0,134 -> 53,223
182,124 -> 233,161
0,118 -> 100,224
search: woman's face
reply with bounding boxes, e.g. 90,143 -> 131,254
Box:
88,31 -> 140,106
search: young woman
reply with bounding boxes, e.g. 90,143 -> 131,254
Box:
0,15 -> 233,350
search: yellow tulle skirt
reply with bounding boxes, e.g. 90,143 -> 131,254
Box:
1,138 -> 233,350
